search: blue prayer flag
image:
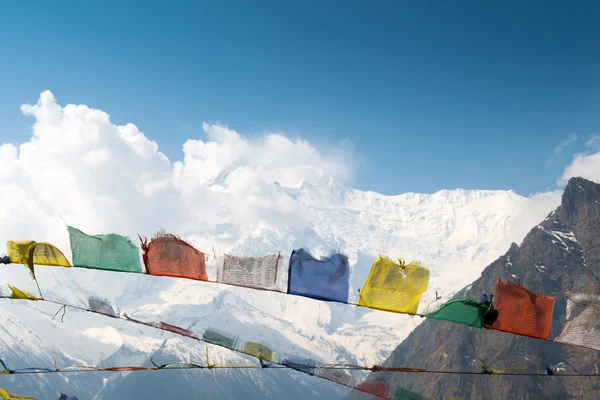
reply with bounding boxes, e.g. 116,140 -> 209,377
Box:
287,248 -> 349,303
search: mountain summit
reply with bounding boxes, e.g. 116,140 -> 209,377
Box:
350,177 -> 600,399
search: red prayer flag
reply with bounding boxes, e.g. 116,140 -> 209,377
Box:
356,377 -> 389,397
159,321 -> 199,340
491,277 -> 555,339
141,235 -> 208,281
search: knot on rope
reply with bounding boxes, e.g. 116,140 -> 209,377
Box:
0,255 -> 10,264
370,365 -> 383,372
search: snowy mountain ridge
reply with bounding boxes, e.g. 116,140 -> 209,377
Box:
0,178 -> 562,398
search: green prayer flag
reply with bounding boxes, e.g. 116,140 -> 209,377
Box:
422,298 -> 487,328
393,387 -> 427,400
67,226 -> 142,273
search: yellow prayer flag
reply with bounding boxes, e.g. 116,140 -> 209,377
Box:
6,241 -> 36,264
0,387 -> 36,400
358,256 -> 429,314
243,341 -> 276,362
8,285 -> 40,301
7,241 -> 70,268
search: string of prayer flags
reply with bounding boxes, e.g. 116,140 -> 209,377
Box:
555,293 -> 600,351
141,234 -> 207,281
491,277 -> 555,339
287,249 -> 350,303
217,254 -> 287,292
358,256 -> 429,314
422,298 -> 492,328
67,226 -> 142,273
6,223 -> 593,359
0,387 -> 35,400
7,285 -> 40,301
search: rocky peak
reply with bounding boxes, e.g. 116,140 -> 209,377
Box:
556,177 -> 600,269
561,177 -> 600,221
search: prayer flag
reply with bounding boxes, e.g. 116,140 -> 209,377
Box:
315,368 -> 355,386
358,256 -> 429,314
88,296 -> 119,318
287,249 -> 349,303
357,377 -> 389,398
555,293 -> 600,351
243,341 -> 275,362
158,322 -> 199,340
68,226 -> 142,273
217,254 -> 286,292
422,298 -> 490,328
141,235 -> 207,281
7,285 -> 39,301
202,328 -> 239,350
393,387 -> 427,400
491,278 -> 555,339
7,240 -> 70,268
0,387 -> 36,400
282,358 -> 316,375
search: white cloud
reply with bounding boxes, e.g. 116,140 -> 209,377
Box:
561,152 -> 600,185
0,91 -> 353,256
547,133 -> 578,164
560,134 -> 600,185
585,134 -> 600,150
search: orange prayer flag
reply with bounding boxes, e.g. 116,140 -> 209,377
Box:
357,377 -> 389,398
491,277 -> 555,339
141,234 -> 207,281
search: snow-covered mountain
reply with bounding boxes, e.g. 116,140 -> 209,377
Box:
0,91 -> 574,398
0,179 -> 561,399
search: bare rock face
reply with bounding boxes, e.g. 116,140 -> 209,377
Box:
349,177 -> 600,400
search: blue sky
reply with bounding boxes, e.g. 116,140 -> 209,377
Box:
0,0 -> 598,195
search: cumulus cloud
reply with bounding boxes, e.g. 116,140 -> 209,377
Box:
561,152 -> 600,185
0,91 -> 353,255
560,134 -> 600,185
